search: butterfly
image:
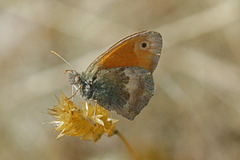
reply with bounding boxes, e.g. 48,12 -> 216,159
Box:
67,31 -> 162,120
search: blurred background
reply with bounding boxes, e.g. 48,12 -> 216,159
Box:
1,0 -> 240,159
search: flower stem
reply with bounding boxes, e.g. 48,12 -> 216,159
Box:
114,130 -> 140,160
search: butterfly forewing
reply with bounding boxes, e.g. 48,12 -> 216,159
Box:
85,31 -> 162,78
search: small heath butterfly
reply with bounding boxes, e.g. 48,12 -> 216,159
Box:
66,31 -> 162,120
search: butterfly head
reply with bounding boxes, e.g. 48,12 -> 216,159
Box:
68,71 -> 94,100
68,71 -> 84,86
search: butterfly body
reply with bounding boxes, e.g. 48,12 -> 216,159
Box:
69,31 -> 162,120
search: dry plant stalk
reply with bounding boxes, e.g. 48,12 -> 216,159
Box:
47,92 -> 140,159
47,92 -> 118,142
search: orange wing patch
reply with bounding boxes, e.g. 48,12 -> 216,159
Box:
85,31 -> 162,76
85,31 -> 162,75
98,38 -> 138,69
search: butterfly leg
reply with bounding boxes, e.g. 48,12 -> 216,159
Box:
68,84 -> 83,100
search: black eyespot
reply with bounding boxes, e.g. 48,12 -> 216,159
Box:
140,41 -> 149,50
141,42 -> 147,48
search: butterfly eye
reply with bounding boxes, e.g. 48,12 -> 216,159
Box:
75,75 -> 80,83
140,41 -> 149,50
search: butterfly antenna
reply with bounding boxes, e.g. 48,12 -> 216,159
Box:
51,51 -> 76,71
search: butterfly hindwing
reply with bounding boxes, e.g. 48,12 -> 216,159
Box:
91,67 -> 154,120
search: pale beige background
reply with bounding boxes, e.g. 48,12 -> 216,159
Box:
1,0 -> 240,160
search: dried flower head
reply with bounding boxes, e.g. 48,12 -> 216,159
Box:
47,92 -> 118,142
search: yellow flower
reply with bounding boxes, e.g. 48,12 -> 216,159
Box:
47,92 -> 118,142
